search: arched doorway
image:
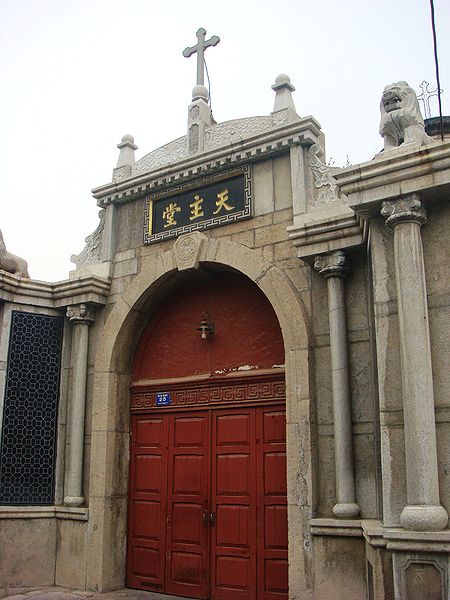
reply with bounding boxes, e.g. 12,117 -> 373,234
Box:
127,271 -> 288,600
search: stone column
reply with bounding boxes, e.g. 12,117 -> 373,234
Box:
314,250 -> 360,518
64,303 -> 95,507
381,194 -> 448,531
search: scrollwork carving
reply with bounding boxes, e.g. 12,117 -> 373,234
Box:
71,210 -> 105,268
132,136 -> 188,174
204,117 -> 275,150
132,115 -> 293,177
66,303 -> 95,325
174,232 -> 207,271
314,250 -> 349,278
381,194 -> 426,227
307,144 -> 338,205
189,124 -> 200,154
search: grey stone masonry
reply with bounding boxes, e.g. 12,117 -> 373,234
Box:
314,250 -> 360,518
64,303 -> 95,507
381,194 -> 448,531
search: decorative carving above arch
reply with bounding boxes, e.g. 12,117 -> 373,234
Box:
174,231 -> 207,271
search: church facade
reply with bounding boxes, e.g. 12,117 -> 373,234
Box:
1,33 -> 450,600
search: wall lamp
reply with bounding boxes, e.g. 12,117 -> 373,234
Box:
197,311 -> 215,340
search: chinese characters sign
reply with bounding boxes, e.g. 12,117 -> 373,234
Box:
144,169 -> 252,244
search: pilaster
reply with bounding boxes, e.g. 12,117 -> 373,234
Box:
314,250 -> 360,518
64,303 -> 95,507
380,194 -> 448,531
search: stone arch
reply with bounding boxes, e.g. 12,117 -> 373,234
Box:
86,235 -> 314,598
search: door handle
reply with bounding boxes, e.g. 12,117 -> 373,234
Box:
202,509 -> 208,524
209,512 -> 216,526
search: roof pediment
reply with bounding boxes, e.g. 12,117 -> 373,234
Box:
132,115 -> 291,177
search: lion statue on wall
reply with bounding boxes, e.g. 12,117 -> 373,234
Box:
379,81 -> 431,151
0,228 -> 30,277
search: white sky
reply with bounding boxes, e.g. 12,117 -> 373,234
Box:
1,0 -> 449,282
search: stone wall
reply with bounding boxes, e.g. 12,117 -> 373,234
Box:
370,199 -> 450,525
2,130 -> 450,599
0,279 -> 107,589
313,252 -> 378,519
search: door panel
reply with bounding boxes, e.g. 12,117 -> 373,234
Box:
127,416 -> 168,591
211,409 -> 257,599
165,412 -> 210,599
127,404 -> 287,600
256,409 -> 288,600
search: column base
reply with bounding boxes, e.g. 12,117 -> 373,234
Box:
333,502 -> 360,518
400,505 -> 448,531
64,495 -> 85,507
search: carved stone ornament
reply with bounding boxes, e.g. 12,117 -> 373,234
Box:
189,123 -> 200,154
204,116 -> 278,151
71,210 -> 105,268
393,553 -> 448,600
314,250 -> 349,278
190,105 -> 200,120
379,81 -> 431,151
132,116 -> 285,177
66,303 -> 95,325
381,194 -> 427,228
307,144 -> 338,205
272,112 -> 288,127
0,228 -> 30,277
174,231 -> 207,271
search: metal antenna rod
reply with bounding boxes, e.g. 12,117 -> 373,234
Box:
429,0 -> 444,141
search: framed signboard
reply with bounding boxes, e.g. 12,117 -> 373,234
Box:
144,166 -> 252,244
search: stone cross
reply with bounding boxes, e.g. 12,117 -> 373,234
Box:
183,28 -> 220,87
417,80 -> 442,119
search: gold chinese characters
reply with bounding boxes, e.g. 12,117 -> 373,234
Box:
162,202 -> 182,228
189,195 -> 204,221
162,189 -> 235,228
213,189 -> 234,214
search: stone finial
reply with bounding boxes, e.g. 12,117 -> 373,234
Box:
271,74 -> 299,122
192,84 -> 209,102
379,81 -> 431,152
0,228 -> 30,278
116,134 -> 137,168
112,134 -> 137,182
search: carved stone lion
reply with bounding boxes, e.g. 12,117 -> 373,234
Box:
379,81 -> 431,151
0,228 -> 30,277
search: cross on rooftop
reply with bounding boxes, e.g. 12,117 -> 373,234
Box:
417,80 -> 443,119
183,28 -> 220,88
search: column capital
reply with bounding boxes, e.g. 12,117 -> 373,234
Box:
381,194 -> 427,228
66,303 -> 95,325
314,250 -> 349,278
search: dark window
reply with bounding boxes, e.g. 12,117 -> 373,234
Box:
0,311 -> 63,504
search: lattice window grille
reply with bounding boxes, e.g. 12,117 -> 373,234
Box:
0,311 -> 64,505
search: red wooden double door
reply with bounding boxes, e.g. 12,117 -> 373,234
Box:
127,404 -> 288,599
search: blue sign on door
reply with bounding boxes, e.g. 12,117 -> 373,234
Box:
156,392 -> 172,406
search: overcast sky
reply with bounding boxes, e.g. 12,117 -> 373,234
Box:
1,0 -> 449,282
